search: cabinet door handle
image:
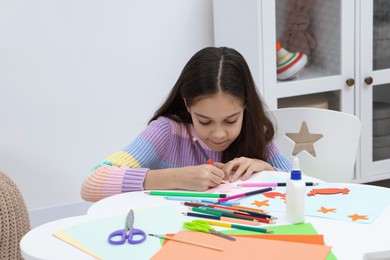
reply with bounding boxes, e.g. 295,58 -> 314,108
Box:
364,77 -> 373,85
346,78 -> 355,87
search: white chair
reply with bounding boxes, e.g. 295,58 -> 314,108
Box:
267,108 -> 361,183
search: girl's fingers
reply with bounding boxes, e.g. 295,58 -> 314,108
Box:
213,162 -> 225,169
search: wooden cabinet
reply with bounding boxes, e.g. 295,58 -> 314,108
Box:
213,0 -> 390,182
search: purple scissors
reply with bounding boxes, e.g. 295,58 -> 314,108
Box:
108,209 -> 146,245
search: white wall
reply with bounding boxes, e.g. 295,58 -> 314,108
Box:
0,0 -> 214,226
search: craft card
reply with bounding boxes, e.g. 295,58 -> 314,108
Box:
224,223 -> 337,260
151,230 -> 332,260
54,206 -> 337,260
205,182 -> 239,193
54,206 -> 187,260
235,178 -> 390,224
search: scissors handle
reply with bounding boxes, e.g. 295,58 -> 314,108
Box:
108,229 -> 127,245
184,220 -> 236,241
128,228 -> 147,244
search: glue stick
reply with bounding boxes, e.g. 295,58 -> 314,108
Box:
286,157 -> 305,224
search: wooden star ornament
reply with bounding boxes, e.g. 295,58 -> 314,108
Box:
286,121 -> 323,157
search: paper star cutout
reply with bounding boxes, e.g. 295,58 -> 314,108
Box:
286,121 -> 323,157
348,214 -> 369,221
262,192 -> 286,199
317,207 -> 337,214
251,200 -> 270,207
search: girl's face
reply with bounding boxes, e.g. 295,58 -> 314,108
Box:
187,92 -> 244,152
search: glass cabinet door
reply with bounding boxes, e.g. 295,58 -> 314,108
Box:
360,0 -> 390,180
262,0 -> 355,113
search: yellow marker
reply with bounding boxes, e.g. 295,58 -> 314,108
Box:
205,220 -> 231,228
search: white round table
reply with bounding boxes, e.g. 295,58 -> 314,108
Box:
20,171 -> 390,260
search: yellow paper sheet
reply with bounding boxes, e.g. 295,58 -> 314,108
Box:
53,230 -> 102,260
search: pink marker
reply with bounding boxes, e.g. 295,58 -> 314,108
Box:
217,187 -> 275,203
238,182 -> 318,187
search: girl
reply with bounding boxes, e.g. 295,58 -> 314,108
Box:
81,47 -> 291,202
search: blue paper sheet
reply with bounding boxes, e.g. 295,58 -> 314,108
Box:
54,206 -> 187,259
237,180 -> 390,224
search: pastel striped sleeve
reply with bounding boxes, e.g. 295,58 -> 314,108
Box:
81,117 -> 173,202
81,166 -> 147,202
266,141 -> 292,172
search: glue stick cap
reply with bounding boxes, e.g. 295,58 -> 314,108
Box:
290,157 -> 302,180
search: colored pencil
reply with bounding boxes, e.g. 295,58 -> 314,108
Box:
183,211 -> 221,220
184,202 -> 245,214
189,207 -> 252,221
182,212 -> 261,226
193,137 -> 214,165
214,206 -> 274,220
164,197 -> 209,202
200,199 -> 240,206
200,207 -> 273,224
222,206 -> 274,220
217,187 -> 275,202
183,202 -> 275,220
238,182 -> 319,187
224,211 -> 274,224
193,137 -> 230,181
188,207 -> 274,223
145,191 -> 226,198
148,234 -> 223,251
203,220 -> 272,234
163,197 -> 239,206
231,205 -> 267,213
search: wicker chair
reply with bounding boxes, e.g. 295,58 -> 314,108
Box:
0,171 -> 30,260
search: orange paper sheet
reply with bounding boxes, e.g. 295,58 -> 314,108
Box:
163,233 -> 325,246
234,234 -> 325,244
152,231 -> 331,260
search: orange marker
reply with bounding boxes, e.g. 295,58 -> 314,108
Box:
193,138 -> 214,165
231,205 -> 267,214
193,137 -> 229,181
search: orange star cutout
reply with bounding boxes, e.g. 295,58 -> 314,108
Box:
263,192 -> 286,199
317,207 -> 337,214
348,213 -> 369,221
252,200 -> 269,207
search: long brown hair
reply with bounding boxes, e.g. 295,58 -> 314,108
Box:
150,47 -> 274,162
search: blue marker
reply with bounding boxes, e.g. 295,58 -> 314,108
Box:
200,199 -> 240,206
164,197 -> 201,202
163,197 -> 240,206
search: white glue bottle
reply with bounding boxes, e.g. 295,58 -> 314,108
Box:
286,157 -> 305,224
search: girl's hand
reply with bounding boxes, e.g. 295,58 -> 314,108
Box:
177,164 -> 225,191
217,157 -> 275,182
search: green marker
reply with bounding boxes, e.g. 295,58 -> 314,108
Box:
145,191 -> 227,198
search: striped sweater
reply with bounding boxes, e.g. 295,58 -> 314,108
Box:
81,116 -> 292,202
